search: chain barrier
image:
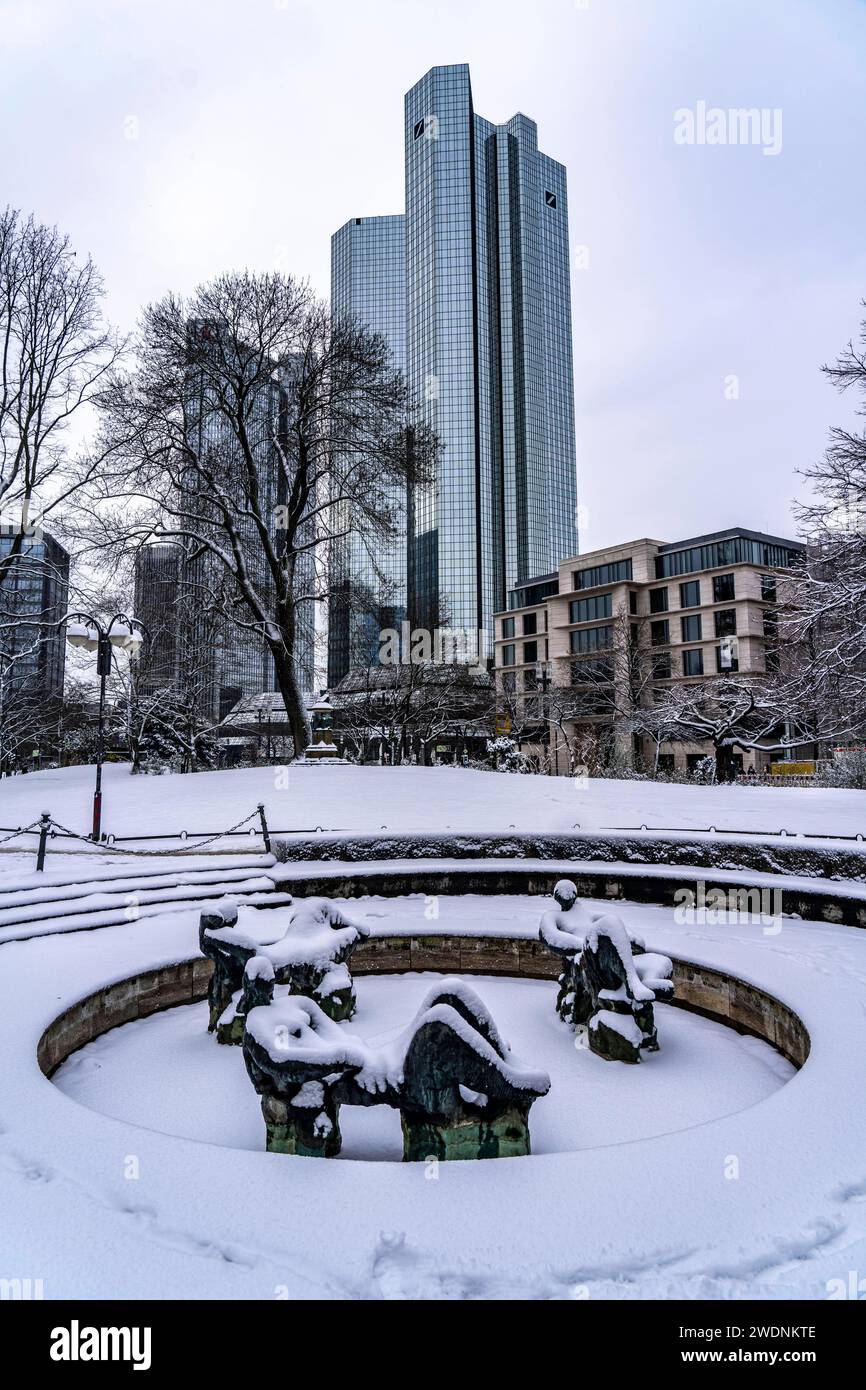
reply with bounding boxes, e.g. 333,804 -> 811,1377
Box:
0,819 -> 42,847
44,808 -> 265,858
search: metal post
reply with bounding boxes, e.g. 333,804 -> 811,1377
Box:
257,803 -> 272,854
92,634 -> 111,841
36,811 -> 51,871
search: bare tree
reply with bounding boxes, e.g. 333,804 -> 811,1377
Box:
332,661 -> 492,765
627,675 -> 813,782
550,609 -> 658,771
80,272 -> 436,756
781,304 -> 866,743
0,207 -> 121,584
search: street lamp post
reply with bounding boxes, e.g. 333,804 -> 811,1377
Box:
66,612 -> 146,840
535,658 -> 554,776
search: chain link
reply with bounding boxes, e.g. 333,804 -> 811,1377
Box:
0,819 -> 42,847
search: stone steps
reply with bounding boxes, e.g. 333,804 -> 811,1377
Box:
0,853 -> 289,942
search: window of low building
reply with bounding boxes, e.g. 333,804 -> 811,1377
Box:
570,624 -> 614,654
683,647 -> 704,676
569,592 -> 612,624
652,652 -> 672,679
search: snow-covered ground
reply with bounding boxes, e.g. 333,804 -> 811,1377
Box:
3,892 -> 866,1300
55,979 -> 793,1160
1,761 -> 864,851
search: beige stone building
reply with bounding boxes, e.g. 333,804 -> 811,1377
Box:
493,528 -> 805,775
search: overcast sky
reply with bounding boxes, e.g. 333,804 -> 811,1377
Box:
2,0 -> 865,551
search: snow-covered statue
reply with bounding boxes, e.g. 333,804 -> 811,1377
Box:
538,880 -> 674,1061
199,896 -> 369,1036
398,979 -> 551,1161
539,879 -> 596,1024
580,916 -> 673,1063
216,954 -> 275,1045
242,978 -> 551,1160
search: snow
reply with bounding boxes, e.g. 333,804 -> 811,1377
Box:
205,899 -> 368,973
3,891 -> 866,1299
1,761 -> 865,850
589,1010 -> 646,1047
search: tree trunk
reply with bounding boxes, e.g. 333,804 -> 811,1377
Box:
715,743 -> 737,783
270,644 -> 311,758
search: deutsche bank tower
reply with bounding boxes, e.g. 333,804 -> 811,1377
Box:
329,64 -> 577,682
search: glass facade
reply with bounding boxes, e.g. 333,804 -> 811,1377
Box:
655,532 -> 804,579
574,558 -> 632,590
570,593 -> 612,623
570,623 -> 613,653
137,324 -> 316,723
329,65 -> 577,675
0,529 -> 69,701
328,216 -> 406,683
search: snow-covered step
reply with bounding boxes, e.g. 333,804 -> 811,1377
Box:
0,873 -> 283,928
0,853 -> 276,897
0,864 -> 278,914
0,889 -> 295,942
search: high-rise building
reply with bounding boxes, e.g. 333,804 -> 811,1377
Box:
0,526 -> 69,701
329,215 -> 406,683
134,323 -> 316,726
329,63 -> 578,682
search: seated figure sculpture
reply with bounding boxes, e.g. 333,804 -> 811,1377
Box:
199,896 -> 369,1038
242,976 -> 551,1160
539,879 -> 674,1062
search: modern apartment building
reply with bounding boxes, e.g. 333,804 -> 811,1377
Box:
493,527 -> 805,774
328,62 -> 578,681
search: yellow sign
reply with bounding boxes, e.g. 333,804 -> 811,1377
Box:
770,761 -> 816,776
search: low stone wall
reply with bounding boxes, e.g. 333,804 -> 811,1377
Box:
271,863 -> 866,929
38,937 -> 810,1078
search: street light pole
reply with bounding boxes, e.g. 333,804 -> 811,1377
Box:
535,659 -> 554,776
66,612 -> 146,841
92,631 -> 112,840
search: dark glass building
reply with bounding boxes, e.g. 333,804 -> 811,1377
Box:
134,324 -> 316,725
329,215 -> 406,682
329,63 -> 578,681
0,527 -> 69,702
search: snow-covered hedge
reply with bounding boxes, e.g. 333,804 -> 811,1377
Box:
273,828 -> 866,882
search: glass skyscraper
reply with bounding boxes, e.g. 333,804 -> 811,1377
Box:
329,63 -> 577,681
329,215 -> 406,682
